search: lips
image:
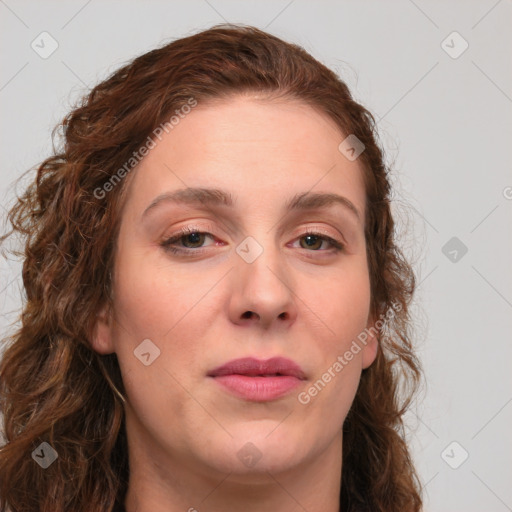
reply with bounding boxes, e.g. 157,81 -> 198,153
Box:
208,357 -> 306,402
207,356 -> 306,380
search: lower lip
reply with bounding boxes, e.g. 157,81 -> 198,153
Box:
210,374 -> 303,401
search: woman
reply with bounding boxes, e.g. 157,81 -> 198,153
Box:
0,24 -> 422,512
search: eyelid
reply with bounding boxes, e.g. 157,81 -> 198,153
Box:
160,223 -> 217,246
291,225 -> 341,240
290,223 -> 346,245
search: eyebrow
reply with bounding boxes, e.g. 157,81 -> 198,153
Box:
142,187 -> 361,222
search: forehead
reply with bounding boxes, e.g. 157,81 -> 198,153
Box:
162,95 -> 352,169
122,95 -> 367,221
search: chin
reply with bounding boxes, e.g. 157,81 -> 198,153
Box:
202,427 -> 309,477
208,450 -> 305,482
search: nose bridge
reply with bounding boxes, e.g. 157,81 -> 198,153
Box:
232,232 -> 295,322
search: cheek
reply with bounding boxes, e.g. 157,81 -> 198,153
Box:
299,263 -> 371,400
310,263 -> 371,340
112,247 -> 206,338
109,264 -> 208,434
110,250 -> 220,384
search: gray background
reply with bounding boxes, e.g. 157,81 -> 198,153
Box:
1,1 -> 511,510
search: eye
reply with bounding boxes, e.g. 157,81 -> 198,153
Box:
159,226 -> 217,254
159,227 -> 345,256
291,231 -> 344,252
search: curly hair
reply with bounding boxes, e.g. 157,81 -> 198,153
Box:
0,23 -> 422,512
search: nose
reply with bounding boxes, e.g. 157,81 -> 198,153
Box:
228,238 -> 298,329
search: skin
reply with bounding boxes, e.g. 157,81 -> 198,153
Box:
92,95 -> 378,512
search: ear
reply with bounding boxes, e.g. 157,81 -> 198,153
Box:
361,314 -> 379,369
89,302 -> 116,355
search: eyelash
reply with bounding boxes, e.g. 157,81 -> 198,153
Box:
159,226 -> 345,256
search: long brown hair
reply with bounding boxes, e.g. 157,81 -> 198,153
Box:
0,24 -> 422,511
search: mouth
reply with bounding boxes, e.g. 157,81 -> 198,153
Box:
207,356 -> 306,402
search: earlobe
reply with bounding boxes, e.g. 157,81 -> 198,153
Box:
361,316 -> 379,369
89,303 -> 116,355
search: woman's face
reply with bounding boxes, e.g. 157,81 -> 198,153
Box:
92,95 -> 378,480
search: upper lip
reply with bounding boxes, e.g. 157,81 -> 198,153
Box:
208,357 -> 306,380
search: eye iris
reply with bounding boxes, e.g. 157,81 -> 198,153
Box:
182,232 -> 204,248
301,234 -> 322,250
